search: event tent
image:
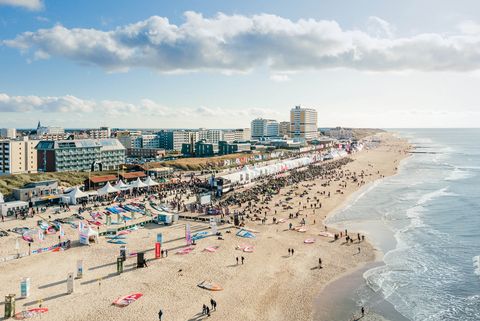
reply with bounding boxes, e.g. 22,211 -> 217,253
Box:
97,182 -> 119,195
66,187 -> 89,205
130,178 -> 148,189
114,180 -> 130,191
79,225 -> 99,245
144,177 -> 159,187
220,156 -> 315,184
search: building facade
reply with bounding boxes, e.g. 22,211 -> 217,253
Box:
87,127 -> 111,139
0,128 -> 16,139
279,121 -> 291,138
0,137 -> 38,175
290,106 -> 318,140
36,138 -> 125,172
127,148 -> 166,158
251,119 -> 279,140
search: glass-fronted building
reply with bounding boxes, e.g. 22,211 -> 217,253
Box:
36,139 -> 125,172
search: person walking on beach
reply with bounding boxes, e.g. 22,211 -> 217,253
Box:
358,247 -> 361,254
236,257 -> 239,265
288,248 -> 291,256
202,304 -> 207,315
361,306 -> 365,317
241,256 -> 245,264
318,258 -> 322,269
291,249 -> 295,255
158,309 -> 163,321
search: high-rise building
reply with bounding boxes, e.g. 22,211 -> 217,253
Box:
290,106 -> 318,140
279,121 -> 291,138
251,119 -> 279,140
0,137 -> 38,175
0,128 -> 16,139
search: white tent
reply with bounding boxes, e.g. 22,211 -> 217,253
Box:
66,187 -> 89,205
79,225 -> 99,245
130,178 -> 148,189
97,182 -> 119,196
144,176 -> 159,187
114,180 -> 130,190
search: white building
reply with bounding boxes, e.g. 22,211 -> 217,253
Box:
0,128 -> 16,139
251,119 -> 279,140
198,129 -> 223,144
173,130 -> 199,151
290,106 -> 318,140
0,137 -> 38,175
87,127 -> 111,139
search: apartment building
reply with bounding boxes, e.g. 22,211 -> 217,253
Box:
0,128 -> 16,139
251,119 -> 279,140
0,137 -> 38,175
290,106 -> 318,140
36,138 -> 125,172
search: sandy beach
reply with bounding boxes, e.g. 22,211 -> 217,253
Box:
0,132 -> 410,321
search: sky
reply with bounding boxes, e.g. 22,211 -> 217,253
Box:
1,0 -> 480,129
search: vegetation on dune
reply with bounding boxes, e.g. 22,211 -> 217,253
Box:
0,171 -> 117,197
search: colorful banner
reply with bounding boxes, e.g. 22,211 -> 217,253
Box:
76,260 -> 83,279
67,273 -> 74,294
20,277 -> 30,298
185,223 -> 192,245
155,242 -> 161,259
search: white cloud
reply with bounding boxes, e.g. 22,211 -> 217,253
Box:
5,12 -> 480,73
0,0 -> 42,10
270,74 -> 291,82
0,92 -> 283,127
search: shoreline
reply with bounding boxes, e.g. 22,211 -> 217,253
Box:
316,133 -> 413,321
0,132 -> 410,321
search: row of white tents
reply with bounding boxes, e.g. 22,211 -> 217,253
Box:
65,177 -> 159,204
220,156 -> 316,185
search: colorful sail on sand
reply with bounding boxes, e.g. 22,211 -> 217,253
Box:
112,293 -> 143,307
197,280 -> 223,291
203,246 -> 219,253
14,307 -> 48,320
236,229 -> 255,238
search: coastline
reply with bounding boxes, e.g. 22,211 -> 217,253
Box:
316,133 -> 413,321
0,132 -> 411,321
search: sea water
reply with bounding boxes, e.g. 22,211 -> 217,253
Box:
326,129 -> 480,321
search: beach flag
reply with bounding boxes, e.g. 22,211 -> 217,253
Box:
185,223 -> 192,245
60,225 -> 65,237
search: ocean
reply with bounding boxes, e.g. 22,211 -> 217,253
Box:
325,129 -> 480,321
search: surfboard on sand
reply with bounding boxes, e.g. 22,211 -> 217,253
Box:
304,238 -> 316,244
14,308 -> 48,319
112,293 -> 143,307
197,280 -> 223,291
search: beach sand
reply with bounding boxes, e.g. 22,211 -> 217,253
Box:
0,132 -> 410,321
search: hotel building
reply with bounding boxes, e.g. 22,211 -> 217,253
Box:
290,106 -> 318,140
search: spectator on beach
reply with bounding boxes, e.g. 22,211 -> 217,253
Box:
241,256 -> 245,264
158,309 -> 163,321
236,257 -> 239,265
318,258 -> 322,269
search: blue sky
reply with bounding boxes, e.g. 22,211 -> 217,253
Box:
1,0 -> 480,128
